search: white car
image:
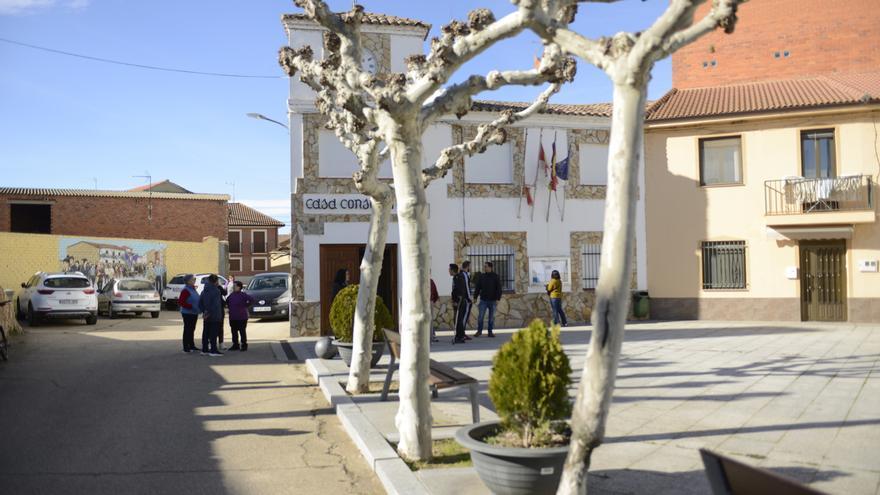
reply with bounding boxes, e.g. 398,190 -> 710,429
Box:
17,272 -> 98,326
162,273 -> 228,309
97,278 -> 162,319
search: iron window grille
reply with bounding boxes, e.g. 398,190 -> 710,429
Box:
581,243 -> 602,290
466,244 -> 516,293
701,241 -> 747,290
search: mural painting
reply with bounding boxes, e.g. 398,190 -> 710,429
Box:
59,238 -> 167,290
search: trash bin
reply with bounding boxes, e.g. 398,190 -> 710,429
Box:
632,291 -> 649,318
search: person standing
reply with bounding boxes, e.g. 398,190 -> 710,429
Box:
178,275 -> 201,353
217,280 -> 228,349
460,260 -> 473,340
473,261 -> 502,338
546,269 -> 568,327
200,274 -> 224,356
331,268 -> 349,301
449,263 -> 469,344
226,281 -> 254,351
430,278 -> 440,343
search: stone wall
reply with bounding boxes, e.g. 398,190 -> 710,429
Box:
431,291 -> 598,331
290,301 -> 321,337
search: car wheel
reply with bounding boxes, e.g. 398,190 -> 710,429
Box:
15,299 -> 24,320
108,304 -> 117,319
151,311 -> 160,319
85,315 -> 97,325
27,304 -> 40,327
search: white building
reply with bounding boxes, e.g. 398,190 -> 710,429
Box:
283,12 -> 647,336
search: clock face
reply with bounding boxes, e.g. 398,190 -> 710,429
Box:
361,49 -> 379,75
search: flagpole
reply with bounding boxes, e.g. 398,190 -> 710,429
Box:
546,131 -> 556,222
531,129 -> 543,222
516,137 -> 524,219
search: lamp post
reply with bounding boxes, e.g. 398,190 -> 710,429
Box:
246,112 -> 288,131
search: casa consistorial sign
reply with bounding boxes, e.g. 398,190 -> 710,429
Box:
302,194 -> 397,215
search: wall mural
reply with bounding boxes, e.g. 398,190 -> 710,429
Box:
59,238 -> 167,291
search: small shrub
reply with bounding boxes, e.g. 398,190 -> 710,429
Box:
329,284 -> 392,343
488,319 -> 572,448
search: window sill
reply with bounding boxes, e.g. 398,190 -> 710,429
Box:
700,182 -> 745,188
701,288 -> 750,292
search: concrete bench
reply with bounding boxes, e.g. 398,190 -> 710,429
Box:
380,328 -> 480,423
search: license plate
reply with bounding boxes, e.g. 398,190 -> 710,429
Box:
132,295 -> 147,300
60,299 -> 78,304
253,307 -> 272,312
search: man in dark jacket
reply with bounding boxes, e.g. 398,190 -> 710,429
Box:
473,261 -> 502,337
449,263 -> 469,344
200,274 -> 224,356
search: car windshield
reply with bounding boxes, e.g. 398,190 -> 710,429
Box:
169,275 -> 190,285
118,280 -> 155,291
44,277 -> 91,288
247,275 -> 288,291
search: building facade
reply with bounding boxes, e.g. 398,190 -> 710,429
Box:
644,0 -> 880,323
227,202 -> 285,281
283,14 -> 648,336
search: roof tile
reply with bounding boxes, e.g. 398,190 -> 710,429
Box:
0,187 -> 227,201
228,203 -> 285,227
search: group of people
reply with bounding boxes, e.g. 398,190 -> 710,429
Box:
178,274 -> 255,356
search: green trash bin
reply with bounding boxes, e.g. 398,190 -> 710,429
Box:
632,291 -> 649,318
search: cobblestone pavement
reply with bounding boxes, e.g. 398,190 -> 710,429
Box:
0,313 -> 382,495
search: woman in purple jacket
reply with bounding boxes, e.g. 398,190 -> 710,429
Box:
225,281 -> 254,351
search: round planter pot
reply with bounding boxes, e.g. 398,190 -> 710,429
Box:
334,341 -> 385,368
455,421 -> 569,495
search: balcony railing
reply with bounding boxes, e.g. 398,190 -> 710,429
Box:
764,175 -> 874,216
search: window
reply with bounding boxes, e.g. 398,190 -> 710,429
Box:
229,230 -> 241,254
581,243 -> 601,290
701,241 -> 747,290
579,144 -> 608,185
252,231 -> 267,253
229,258 -> 242,272
464,142 -> 513,184
699,136 -> 742,185
118,280 -> 155,291
466,244 -> 515,292
801,129 -> 835,178
247,274 -> 288,291
43,277 -> 91,289
252,257 -> 267,272
10,203 -> 51,234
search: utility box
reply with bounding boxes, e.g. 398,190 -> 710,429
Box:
857,260 -> 879,273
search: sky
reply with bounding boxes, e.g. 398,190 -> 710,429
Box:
0,0 -> 674,233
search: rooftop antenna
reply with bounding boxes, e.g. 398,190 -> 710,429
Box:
133,172 -> 153,222
92,177 -> 98,190
225,181 -> 236,202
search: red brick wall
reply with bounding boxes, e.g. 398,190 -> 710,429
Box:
672,0 -> 880,89
228,226 -> 280,277
0,194 -> 227,242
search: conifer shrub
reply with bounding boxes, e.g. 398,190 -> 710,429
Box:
488,319 -> 572,448
329,284 -> 392,343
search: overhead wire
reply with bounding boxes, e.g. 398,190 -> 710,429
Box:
0,37 -> 285,79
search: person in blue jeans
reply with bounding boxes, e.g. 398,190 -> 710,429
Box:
473,261 -> 502,338
200,274 -> 224,356
178,275 -> 201,353
546,270 -> 567,327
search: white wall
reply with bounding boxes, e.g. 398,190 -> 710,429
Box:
389,34 -> 425,73
464,143 -> 514,183
580,143 -> 609,185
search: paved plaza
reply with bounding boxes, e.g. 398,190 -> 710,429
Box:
310,320 -> 880,495
0,313 -> 381,495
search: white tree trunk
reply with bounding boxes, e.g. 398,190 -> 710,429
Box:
346,195 -> 393,393
557,81 -> 646,495
383,121 -> 433,462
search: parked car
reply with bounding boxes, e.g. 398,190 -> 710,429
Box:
244,273 -> 291,319
162,273 -> 228,310
16,272 -> 98,326
97,278 -> 161,319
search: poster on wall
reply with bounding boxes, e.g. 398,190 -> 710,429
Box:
529,256 -> 571,292
59,238 -> 168,291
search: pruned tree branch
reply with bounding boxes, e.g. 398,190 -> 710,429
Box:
422,83 -> 561,185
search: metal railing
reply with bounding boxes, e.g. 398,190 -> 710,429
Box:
701,241 -> 747,290
764,175 -> 874,216
581,243 -> 601,290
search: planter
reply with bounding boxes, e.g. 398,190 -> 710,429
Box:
334,341 -> 385,368
455,421 -> 569,495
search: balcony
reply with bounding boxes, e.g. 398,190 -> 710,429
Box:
764,175 -> 875,226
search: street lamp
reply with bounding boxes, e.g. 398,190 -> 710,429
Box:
246,112 -> 288,131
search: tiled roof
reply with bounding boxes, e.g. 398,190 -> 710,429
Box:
282,12 -> 430,30
0,187 -> 228,201
228,203 -> 285,227
646,71 -> 880,122
471,100 -> 613,118
128,180 -> 192,194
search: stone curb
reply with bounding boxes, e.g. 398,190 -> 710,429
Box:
305,358 -> 430,495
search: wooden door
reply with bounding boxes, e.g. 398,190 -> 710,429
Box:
800,240 -> 847,321
319,244 -> 398,336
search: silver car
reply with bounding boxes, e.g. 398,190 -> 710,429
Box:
97,278 -> 162,319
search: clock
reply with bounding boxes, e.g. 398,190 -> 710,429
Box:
361,49 -> 379,75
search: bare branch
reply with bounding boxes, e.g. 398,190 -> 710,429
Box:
422,83 -> 560,185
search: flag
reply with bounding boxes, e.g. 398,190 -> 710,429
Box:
555,155 -> 570,181
549,140 -> 558,191
533,55 -> 541,69
522,185 -> 533,206
538,142 -> 548,177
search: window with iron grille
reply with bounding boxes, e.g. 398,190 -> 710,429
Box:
701,241 -> 747,289
581,243 -> 601,290
466,244 -> 516,293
